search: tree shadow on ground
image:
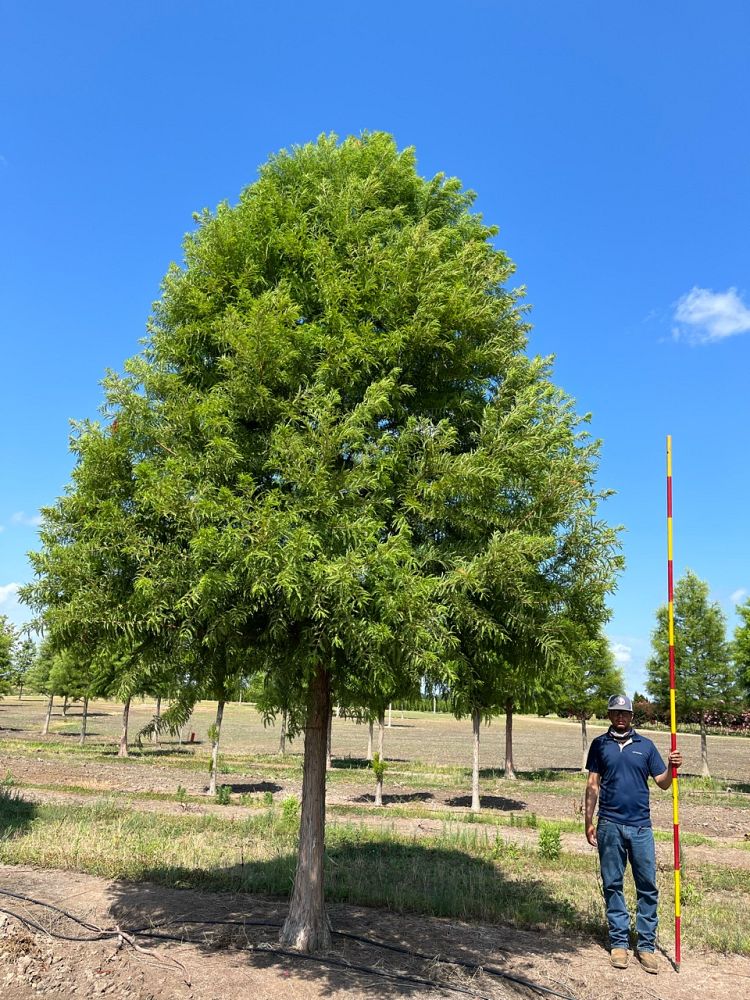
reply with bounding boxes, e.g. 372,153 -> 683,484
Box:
446,794 -> 526,811
332,756 -> 408,769
351,791 -> 434,804
227,781 -> 283,795
0,788 -> 36,839
106,841 -> 599,997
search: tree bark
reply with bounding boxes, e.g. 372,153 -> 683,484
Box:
280,664 -> 332,952
387,703 -> 392,727
279,709 -> 288,755
378,711 -> 384,758
375,772 -> 383,807
153,696 -> 162,746
581,716 -> 589,772
208,699 -> 225,796
42,694 -> 54,736
504,698 -> 516,779
700,710 -> 710,777
366,720 -> 373,761
471,708 -> 481,812
79,696 -> 89,747
326,706 -> 333,771
118,698 -> 131,757
18,684 -> 23,701
62,695 -> 69,719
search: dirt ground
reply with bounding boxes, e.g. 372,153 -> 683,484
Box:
3,697 -> 750,783
2,699 -> 750,999
1,747 -> 748,842
2,865 -> 749,1000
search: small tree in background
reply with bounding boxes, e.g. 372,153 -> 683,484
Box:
558,633 -> 624,769
646,570 -> 737,776
0,616 -> 16,697
24,639 -> 59,734
12,637 -> 37,700
732,598 -> 750,703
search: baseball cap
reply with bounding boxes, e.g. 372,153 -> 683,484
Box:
607,694 -> 633,713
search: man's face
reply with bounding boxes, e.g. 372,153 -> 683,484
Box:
608,709 -> 633,733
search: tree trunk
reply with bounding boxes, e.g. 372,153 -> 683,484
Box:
208,699 -> 225,796
433,695 -> 436,713
326,706 -> 333,771
375,773 -> 383,807
378,711 -> 384,758
581,716 -> 589,772
279,709 -> 288,755
504,699 -> 516,779
42,694 -> 54,736
367,720 -> 373,761
118,698 -> 131,757
387,703 -> 392,727
700,711 -> 710,777
471,708 -> 481,813
18,684 -> 23,701
279,664 -> 332,952
62,695 -> 69,718
79,696 -> 89,747
152,696 -> 162,745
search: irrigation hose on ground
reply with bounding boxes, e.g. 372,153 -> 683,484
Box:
0,887 -> 578,1000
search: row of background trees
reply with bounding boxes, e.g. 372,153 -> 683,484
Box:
5,562 -> 749,780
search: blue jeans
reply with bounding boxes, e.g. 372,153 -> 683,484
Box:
597,818 -> 658,952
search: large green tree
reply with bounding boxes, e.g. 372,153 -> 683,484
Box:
646,570 -> 736,776
23,133 -> 620,951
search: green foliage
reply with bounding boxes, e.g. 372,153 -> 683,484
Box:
281,795 -> 300,829
263,790 -> 274,807
371,752 -> 387,783
538,823 -> 562,860
646,571 -> 738,719
175,785 -> 187,803
0,616 -> 16,696
215,784 -> 231,805
556,633 -> 624,720
732,599 -> 750,701
11,637 -> 36,695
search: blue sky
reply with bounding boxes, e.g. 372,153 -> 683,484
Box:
2,2 -> 749,693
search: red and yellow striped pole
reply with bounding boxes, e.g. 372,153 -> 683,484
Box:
667,435 -> 681,968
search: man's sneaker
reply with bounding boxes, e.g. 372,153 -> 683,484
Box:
637,951 -> 659,975
610,948 -> 629,969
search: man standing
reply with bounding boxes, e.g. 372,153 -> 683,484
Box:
585,694 -> 682,975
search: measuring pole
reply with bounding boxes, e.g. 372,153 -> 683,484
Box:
666,435 -> 681,968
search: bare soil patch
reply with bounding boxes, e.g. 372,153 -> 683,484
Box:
2,866 -> 749,1000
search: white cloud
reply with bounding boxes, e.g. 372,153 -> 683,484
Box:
0,582 -> 20,605
673,286 -> 750,344
10,511 -> 42,527
731,588 -> 748,606
610,642 -> 632,666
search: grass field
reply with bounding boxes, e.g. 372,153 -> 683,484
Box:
1,695 -> 749,958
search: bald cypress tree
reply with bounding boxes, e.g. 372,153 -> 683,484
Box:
23,133 -> 620,951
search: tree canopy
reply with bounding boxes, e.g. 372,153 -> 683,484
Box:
646,569 -> 736,775
22,132 -> 621,950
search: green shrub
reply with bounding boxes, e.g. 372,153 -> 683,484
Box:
215,785 -> 231,806
538,823 -> 562,861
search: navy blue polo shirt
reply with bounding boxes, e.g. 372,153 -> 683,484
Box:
586,729 -> 666,827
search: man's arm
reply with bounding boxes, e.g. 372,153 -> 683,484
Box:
654,749 -> 683,790
585,771 -> 600,845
